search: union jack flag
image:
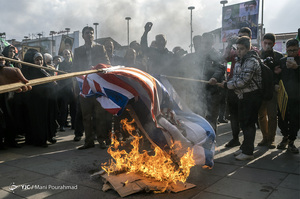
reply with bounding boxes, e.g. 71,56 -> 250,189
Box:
79,64 -> 216,168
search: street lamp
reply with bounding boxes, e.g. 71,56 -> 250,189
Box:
50,31 -> 56,55
188,6 -> 195,53
37,33 -> 42,46
261,0 -> 264,49
125,17 -> 131,46
93,23 -> 99,40
65,28 -> 70,36
220,1 -> 228,49
24,36 -> 29,45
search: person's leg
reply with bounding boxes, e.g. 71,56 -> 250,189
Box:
94,99 -> 112,148
266,92 -> 278,148
225,90 -> 241,147
257,101 -> 268,145
287,100 -> 299,153
236,91 -> 262,160
78,97 -> 94,147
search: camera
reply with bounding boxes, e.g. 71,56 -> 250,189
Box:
263,57 -> 274,66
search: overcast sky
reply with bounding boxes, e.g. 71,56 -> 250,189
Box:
1,0 -> 299,50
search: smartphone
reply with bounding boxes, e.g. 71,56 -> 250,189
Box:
287,57 -> 294,62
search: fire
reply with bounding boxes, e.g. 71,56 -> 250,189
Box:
102,118 -> 196,186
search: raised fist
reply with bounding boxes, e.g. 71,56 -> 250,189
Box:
144,22 -> 153,33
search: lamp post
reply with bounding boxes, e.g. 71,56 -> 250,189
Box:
220,1 -> 228,50
188,6 -> 195,53
260,0 -> 264,49
24,36 -> 29,45
37,33 -> 42,47
93,22 -> 99,41
65,28 -> 70,36
50,31 -> 56,55
125,17 -> 131,46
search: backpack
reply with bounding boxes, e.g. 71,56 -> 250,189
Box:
252,55 -> 274,101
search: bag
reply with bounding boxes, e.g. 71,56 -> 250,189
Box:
252,56 -> 274,101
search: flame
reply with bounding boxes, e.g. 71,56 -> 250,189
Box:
102,118 -> 195,186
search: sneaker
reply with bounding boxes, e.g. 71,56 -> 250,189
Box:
225,139 -> 241,147
233,149 -> 242,156
287,142 -> 299,154
235,153 -> 254,161
257,139 -> 268,146
268,141 -> 276,149
73,136 -> 82,142
277,137 -> 289,149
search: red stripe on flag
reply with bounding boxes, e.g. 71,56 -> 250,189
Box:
93,80 -> 102,93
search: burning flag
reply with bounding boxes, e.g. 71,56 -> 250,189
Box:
80,64 -> 215,169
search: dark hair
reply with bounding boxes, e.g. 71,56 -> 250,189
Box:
236,36 -> 251,49
64,38 -> 73,46
263,33 -> 276,43
82,26 -> 94,36
286,38 -> 298,48
239,27 -> 252,38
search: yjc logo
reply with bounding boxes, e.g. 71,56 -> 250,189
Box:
9,182 -> 19,193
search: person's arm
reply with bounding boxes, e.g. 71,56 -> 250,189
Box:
227,58 -> 258,89
140,22 -> 153,53
0,66 -> 32,92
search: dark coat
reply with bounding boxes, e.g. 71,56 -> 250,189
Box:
73,43 -> 110,72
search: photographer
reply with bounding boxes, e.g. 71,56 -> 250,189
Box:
257,33 -> 283,149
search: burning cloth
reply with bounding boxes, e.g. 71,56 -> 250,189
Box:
79,64 -> 215,168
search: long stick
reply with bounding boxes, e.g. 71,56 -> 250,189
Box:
0,56 -> 67,74
0,69 -> 104,94
162,75 -> 209,83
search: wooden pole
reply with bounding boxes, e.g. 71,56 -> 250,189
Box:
0,56 -> 67,74
162,75 -> 210,83
0,69 -> 104,94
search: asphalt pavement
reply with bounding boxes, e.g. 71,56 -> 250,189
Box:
0,122 -> 299,199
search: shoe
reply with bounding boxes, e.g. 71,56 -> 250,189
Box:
287,141 -> 299,154
48,138 -> 57,144
218,118 -> 228,123
268,141 -> 276,149
258,139 -> 268,146
77,144 -> 95,150
99,141 -> 107,149
233,149 -> 242,156
235,153 -> 254,161
73,136 -> 82,142
225,139 -> 241,147
277,137 -> 289,149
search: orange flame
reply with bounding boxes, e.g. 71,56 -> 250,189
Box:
102,118 -> 195,185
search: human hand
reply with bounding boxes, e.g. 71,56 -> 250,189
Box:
286,59 -> 298,69
274,65 -> 282,74
144,22 -> 153,33
0,67 -> 32,92
208,78 -> 217,85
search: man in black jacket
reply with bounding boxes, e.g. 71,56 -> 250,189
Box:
257,33 -> 283,149
73,26 -> 111,150
276,39 -> 299,154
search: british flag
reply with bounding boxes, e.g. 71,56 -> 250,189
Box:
79,64 -> 216,168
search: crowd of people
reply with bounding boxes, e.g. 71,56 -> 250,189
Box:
0,24 -> 299,161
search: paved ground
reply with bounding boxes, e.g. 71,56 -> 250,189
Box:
0,123 -> 299,199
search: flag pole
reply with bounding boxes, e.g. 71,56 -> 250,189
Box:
0,69 -> 104,94
0,56 -> 67,74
